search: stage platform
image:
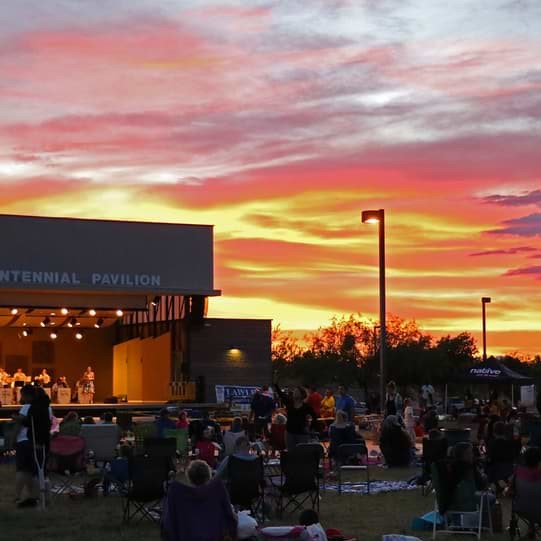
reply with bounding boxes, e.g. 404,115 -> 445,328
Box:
0,401 -> 229,421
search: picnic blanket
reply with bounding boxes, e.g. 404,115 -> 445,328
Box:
325,479 -> 419,495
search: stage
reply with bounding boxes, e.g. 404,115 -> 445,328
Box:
0,401 -> 229,421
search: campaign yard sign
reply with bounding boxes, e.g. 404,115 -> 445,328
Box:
215,385 -> 258,411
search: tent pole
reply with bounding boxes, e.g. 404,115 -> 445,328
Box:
444,384 -> 448,415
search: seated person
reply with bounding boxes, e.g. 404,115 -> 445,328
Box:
486,421 -> 520,485
223,416 -> 246,456
422,407 -> 439,433
59,411 -> 81,436
162,460 -> 237,541
103,445 -> 130,495
101,411 -> 114,424
269,414 -> 287,454
176,410 -> 189,429
510,446 -> 541,536
155,408 -> 176,438
435,442 -> 490,516
201,411 -> 223,446
195,427 -> 222,468
82,415 -> 95,424
328,410 -> 358,460
299,509 -> 328,541
380,415 -> 412,467
215,436 -> 258,481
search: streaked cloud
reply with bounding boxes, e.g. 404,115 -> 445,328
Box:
0,0 -> 540,355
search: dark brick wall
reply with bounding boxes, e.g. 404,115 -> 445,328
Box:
188,318 -> 272,402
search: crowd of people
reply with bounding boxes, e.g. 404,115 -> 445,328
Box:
5,376 -> 541,539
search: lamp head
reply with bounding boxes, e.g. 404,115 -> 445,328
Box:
481,297 -> 492,304
361,209 -> 384,224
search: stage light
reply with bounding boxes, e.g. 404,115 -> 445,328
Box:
22,328 -> 33,337
116,309 -> 123,317
94,318 -> 104,329
41,316 -> 51,327
68,317 -> 78,327
10,308 -> 18,315
88,309 -> 97,316
50,330 -> 58,340
60,308 -> 69,315
151,296 -> 160,307
75,331 -> 84,340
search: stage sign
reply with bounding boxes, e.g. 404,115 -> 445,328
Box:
521,385 -> 536,408
0,214 -> 218,295
215,385 -> 258,411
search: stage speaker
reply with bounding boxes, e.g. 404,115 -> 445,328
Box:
189,295 -> 207,325
195,376 -> 205,403
104,396 -> 118,404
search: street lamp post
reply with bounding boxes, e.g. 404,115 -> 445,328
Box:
361,209 -> 386,413
481,297 -> 491,361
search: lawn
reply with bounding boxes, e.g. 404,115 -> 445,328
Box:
0,463 -> 512,541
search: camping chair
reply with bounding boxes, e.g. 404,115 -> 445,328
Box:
509,464 -> 541,541
47,434 -> 87,498
336,443 -> 370,495
274,448 -> 320,517
421,437 -> 448,496
228,455 -> 266,521
223,429 -> 246,456
80,424 -> 120,465
133,422 -> 157,453
527,421 -> 541,447
269,424 -> 286,456
163,428 -> 190,464
431,460 -> 492,540
143,437 -> 177,471
296,442 -> 327,491
122,454 -> 170,524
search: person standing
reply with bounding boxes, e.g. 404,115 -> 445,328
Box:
249,388 -> 275,438
421,382 -> 435,409
336,384 -> 355,422
13,385 -> 53,508
82,366 -> 95,404
403,398 -> 416,445
274,384 -> 316,450
385,381 -> 403,418
320,388 -> 336,419
306,385 -> 323,418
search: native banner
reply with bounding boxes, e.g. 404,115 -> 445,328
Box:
215,385 -> 258,411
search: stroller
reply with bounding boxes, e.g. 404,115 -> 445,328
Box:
509,464 -> 541,540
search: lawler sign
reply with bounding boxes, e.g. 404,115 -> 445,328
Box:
0,269 -> 161,288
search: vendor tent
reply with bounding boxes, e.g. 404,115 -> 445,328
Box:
458,359 -> 533,385
445,359 -> 533,412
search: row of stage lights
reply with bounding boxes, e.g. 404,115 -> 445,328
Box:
12,307 -> 125,341
21,327 -> 84,340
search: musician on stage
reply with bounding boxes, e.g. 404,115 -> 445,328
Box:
81,366 -> 95,404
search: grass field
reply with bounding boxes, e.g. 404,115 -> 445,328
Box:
0,463 -> 512,541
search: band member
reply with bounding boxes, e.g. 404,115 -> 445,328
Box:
0,367 -> 10,386
34,368 -> 51,387
81,366 -> 95,404
12,368 -> 27,383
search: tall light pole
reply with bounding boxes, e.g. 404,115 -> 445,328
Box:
361,208 -> 386,413
481,297 -> 491,361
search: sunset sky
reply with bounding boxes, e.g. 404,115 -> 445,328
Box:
1,1 -> 540,356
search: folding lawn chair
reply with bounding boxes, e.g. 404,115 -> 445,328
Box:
421,437 -> 448,496
80,424 -> 120,465
163,428 -> 190,464
122,454 -> 170,524
431,460 -> 492,540
336,443 -> 370,495
274,448 -> 320,517
47,434 -> 87,498
133,422 -> 157,453
228,455 -> 266,521
143,437 -> 177,471
296,442 -> 327,491
508,464 -> 541,540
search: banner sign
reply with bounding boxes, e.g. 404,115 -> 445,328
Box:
469,367 -> 501,378
215,385 -> 258,411
520,385 -> 536,408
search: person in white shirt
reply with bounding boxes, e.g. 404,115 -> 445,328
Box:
13,385 -> 53,507
403,398 -> 416,446
421,383 -> 435,408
